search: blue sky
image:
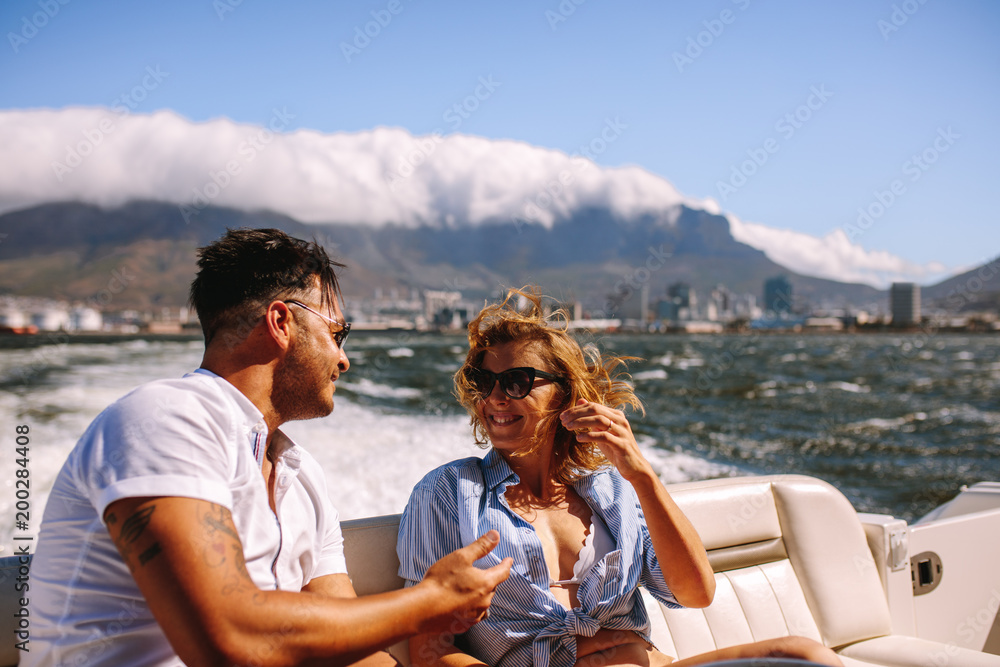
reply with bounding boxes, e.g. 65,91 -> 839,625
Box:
2,0 -> 998,280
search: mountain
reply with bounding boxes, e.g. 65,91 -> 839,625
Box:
922,256 -> 1000,313
0,200 -> 885,315
1,108 -> 953,290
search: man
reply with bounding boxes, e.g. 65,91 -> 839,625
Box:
26,228 -> 511,667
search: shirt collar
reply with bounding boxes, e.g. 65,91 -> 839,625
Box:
191,368 -> 296,471
270,430 -> 301,469
192,367 -> 265,424
481,449 -> 518,491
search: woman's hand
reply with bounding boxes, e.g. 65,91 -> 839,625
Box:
561,400 -> 715,609
560,399 -> 652,483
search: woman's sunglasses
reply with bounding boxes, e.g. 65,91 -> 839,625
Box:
465,367 -> 566,400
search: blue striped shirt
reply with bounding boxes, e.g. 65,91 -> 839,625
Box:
397,450 -> 681,667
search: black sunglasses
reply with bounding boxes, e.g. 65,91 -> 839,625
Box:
283,300 -> 351,349
465,367 -> 566,400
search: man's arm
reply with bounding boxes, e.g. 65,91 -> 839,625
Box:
302,575 -> 402,667
105,495 -> 510,667
301,573 -> 358,599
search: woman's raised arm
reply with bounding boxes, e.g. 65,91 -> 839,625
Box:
560,399 -> 715,608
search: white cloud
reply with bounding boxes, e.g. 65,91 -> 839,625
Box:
0,107 -> 699,227
726,215 -> 951,288
0,107 -> 950,287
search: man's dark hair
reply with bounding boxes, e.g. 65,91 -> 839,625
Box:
190,228 -> 345,344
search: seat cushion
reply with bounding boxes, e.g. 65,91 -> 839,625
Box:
839,636 -> 1000,666
656,560 -> 822,658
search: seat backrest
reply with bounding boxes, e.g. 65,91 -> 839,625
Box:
651,475 -> 892,658
341,513 -> 409,665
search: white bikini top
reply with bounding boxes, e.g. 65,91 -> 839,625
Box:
549,510 -> 615,587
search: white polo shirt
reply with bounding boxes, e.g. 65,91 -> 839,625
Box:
25,369 -> 347,667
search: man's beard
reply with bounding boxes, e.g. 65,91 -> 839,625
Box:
272,330 -> 334,423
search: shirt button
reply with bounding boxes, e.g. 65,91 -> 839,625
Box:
279,476 -> 289,487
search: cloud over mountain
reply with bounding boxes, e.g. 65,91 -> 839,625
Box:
726,218 -> 950,288
0,107 -> 949,287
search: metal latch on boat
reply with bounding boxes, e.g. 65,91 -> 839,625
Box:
889,527 -> 908,571
910,550 -> 943,595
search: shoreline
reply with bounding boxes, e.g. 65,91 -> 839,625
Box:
1,325 -> 996,350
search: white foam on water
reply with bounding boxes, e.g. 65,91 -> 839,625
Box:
847,416 -> 908,432
0,341 -> 205,552
634,434 -> 735,484
842,405 -> 1000,434
387,347 -> 415,358
632,369 -> 668,381
282,403 -> 484,519
338,377 -> 422,399
828,381 -> 870,393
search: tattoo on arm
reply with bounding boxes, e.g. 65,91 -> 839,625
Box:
202,507 -> 241,542
197,504 -> 259,598
114,505 -> 157,569
139,542 -> 163,566
121,506 -> 156,545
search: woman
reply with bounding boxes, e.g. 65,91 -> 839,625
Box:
397,287 -> 842,667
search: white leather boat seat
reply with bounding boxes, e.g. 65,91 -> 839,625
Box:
648,474 -> 998,666
341,474 -> 1000,666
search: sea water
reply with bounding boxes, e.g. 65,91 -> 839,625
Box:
1,331 -> 998,555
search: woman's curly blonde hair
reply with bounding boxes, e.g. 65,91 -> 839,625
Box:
455,286 -> 643,484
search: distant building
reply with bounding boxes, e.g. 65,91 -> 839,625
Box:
31,307 -> 70,331
764,276 -> 793,314
665,282 -> 696,320
424,290 -> 468,330
70,307 -> 104,331
733,293 -> 759,319
655,298 -> 678,322
708,285 -> 734,322
890,282 -> 921,325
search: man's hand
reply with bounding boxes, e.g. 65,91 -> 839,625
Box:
414,531 -> 512,635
